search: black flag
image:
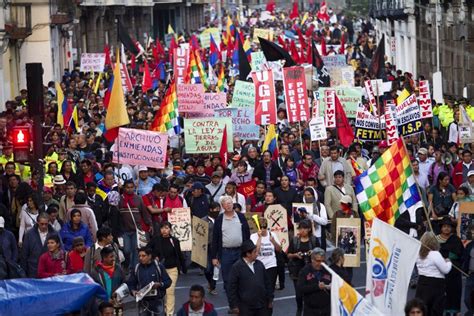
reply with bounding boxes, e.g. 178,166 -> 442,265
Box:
238,36 -> 251,80
117,19 -> 140,55
368,34 -> 385,79
312,40 -> 330,87
258,37 -> 296,67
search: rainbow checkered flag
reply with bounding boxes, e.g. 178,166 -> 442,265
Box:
354,138 -> 423,225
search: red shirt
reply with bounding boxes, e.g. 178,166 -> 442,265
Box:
143,192 -> 164,223
37,251 -> 72,278
68,249 -> 85,273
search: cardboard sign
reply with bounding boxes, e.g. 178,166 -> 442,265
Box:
199,28 -> 221,48
252,70 -> 277,125
168,208 -> 192,251
335,218 -> 361,267
183,118 -> 233,153
355,102 -> 386,141
395,94 -> 423,136
177,84 -> 205,112
215,108 -> 259,140
418,80 -> 433,119
253,28 -> 274,43
80,53 -> 106,72
232,80 -> 255,108
291,203 -> 314,227
283,66 -> 310,123
251,51 -> 267,71
385,100 -> 399,146
191,216 -> 209,268
113,128 -> 168,168
318,87 -> 362,119
309,117 -> 327,141
264,205 -> 289,252
173,47 -> 189,85
203,92 -> 227,113
324,89 -> 336,128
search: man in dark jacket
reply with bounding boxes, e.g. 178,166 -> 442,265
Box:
253,150 -> 283,189
228,240 -> 273,315
21,213 -> 60,278
0,216 -> 17,263
297,247 -> 331,316
176,284 -> 217,316
127,247 -> 172,316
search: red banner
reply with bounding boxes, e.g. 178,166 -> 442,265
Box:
418,80 -> 433,119
283,66 -> 310,123
173,47 -> 189,85
252,70 -> 277,125
237,179 -> 257,198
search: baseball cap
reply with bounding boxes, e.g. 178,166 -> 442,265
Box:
212,171 -> 221,178
192,182 -> 204,190
417,148 -> 428,155
137,166 -> 148,172
468,170 -> 474,178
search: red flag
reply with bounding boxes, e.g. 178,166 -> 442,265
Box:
130,54 -> 136,70
290,40 -> 301,64
220,126 -> 228,167
278,35 -> 287,49
317,1 -> 330,23
335,94 -> 354,147
321,37 -> 327,56
305,24 -> 315,38
290,2 -> 299,19
266,0 -> 276,14
169,37 -> 178,64
305,39 -> 312,64
104,45 -> 112,67
339,32 -> 345,54
296,28 -> 306,50
142,60 -> 152,92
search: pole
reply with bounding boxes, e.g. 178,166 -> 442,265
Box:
298,121 -> 304,156
435,0 -> 440,72
375,80 -> 383,141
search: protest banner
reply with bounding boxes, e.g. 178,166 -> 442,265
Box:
460,105 -> 474,144
191,216 -> 208,268
318,87 -> 361,118
80,53 -> 106,72
283,66 -> 310,123
177,84 -> 205,112
173,47 -> 189,85
324,263 -> 383,316
253,28 -> 274,43
113,128 -> 167,168
264,205 -> 289,252
119,62 -> 133,94
231,80 -> 255,108
418,80 -> 433,119
355,102 -> 386,141
252,70 -> 277,125
251,51 -> 267,71
244,212 -> 260,235
184,117 -> 232,153
199,27 -> 221,48
237,179 -> 257,198
364,80 -> 378,116
203,92 -> 227,113
366,218 -> 421,315
395,93 -> 423,136
340,66 -> 355,87
215,108 -> 259,140
324,89 -> 336,128
322,54 -> 346,69
385,99 -> 399,145
329,68 -> 343,87
168,208 -> 192,251
335,218 -> 361,267
309,117 -> 327,141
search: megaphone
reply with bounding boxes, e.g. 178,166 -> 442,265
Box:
252,214 -> 261,231
441,153 -> 453,166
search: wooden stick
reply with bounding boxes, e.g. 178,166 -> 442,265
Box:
298,121 -> 304,156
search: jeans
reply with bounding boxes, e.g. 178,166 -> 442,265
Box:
266,267 -> 278,316
465,274 -> 474,315
164,267 -> 178,316
139,298 -> 164,316
220,248 -> 241,307
123,231 -> 138,271
205,249 -> 216,290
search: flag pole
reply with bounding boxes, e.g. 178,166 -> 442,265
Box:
298,121 -> 304,155
400,136 -> 434,232
375,80 -> 383,141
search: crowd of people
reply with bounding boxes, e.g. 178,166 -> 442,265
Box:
0,2 -> 474,316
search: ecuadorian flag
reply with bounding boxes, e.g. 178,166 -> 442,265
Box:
56,82 -> 71,128
262,124 -> 279,160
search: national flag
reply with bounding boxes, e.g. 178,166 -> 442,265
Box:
217,64 -> 227,92
150,80 -> 180,136
238,36 -> 251,80
219,126 -> 229,167
259,37 -> 296,67
322,262 -> 383,316
335,94 -> 354,147
194,50 -> 209,88
369,34 -> 386,79
266,0 -> 276,14
289,2 -> 299,20
117,19 -> 139,55
55,82 -> 71,128
70,105 -> 80,134
105,56 -> 130,136
93,72 -> 102,94
262,124 -> 279,160
142,60 -> 152,92
312,40 -> 330,87
167,24 -> 176,37
296,28 -> 306,51
190,35 -> 200,50
243,37 -> 252,58
225,15 -> 234,45
354,138 -> 423,224
366,218 -> 421,315
156,61 -> 166,81
301,12 -> 309,25
209,34 -> 220,67
278,35 -> 287,49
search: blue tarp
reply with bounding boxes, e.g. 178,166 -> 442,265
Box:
0,273 -> 107,316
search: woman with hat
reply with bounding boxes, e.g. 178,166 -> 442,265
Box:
436,217 -> 464,315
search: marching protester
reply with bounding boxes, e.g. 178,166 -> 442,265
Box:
176,284 -> 217,316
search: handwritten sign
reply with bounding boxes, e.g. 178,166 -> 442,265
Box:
232,80 -> 255,108
203,92 -> 227,113
215,108 -> 259,140
80,53 -> 106,72
113,128 -> 168,168
184,118 -> 232,153
309,117 -> 327,141
264,205 -> 289,252
199,28 -> 221,48
253,28 -> 274,43
177,84 -> 205,112
322,54 -> 346,69
318,87 -> 362,119
191,216 -> 208,268
230,80 -> 260,139
168,208 -> 192,251
251,51 -> 267,71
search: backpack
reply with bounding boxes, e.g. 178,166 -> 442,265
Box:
134,259 -> 165,298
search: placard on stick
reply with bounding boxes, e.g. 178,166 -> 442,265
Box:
335,218 -> 361,267
264,205 -> 289,252
168,208 -> 192,251
191,216 -> 209,268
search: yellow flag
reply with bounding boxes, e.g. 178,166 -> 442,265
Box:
397,88 -> 410,105
301,12 -> 309,25
93,72 -> 102,94
105,54 -> 130,130
168,24 -> 175,35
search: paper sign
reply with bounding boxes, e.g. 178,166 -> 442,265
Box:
199,28 -> 221,48
264,205 -> 289,252
309,117 -> 327,141
80,53 -> 106,72
395,94 -> 423,136
355,102 -> 386,141
322,54 -> 346,69
253,28 -> 274,43
191,216 -> 208,268
215,108 -> 259,140
318,87 -> 362,119
203,92 -> 227,113
251,51 -> 267,71
168,208 -> 192,251
177,84 -> 205,112
232,80 -> 255,108
113,128 -> 168,168
184,117 -> 233,153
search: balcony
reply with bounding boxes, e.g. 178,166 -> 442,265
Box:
5,3 -> 32,40
369,0 -> 410,19
50,13 -> 73,25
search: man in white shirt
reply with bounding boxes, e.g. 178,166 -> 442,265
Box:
417,147 -> 433,181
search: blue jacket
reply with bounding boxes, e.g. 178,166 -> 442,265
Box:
211,212 -> 250,260
60,222 -> 93,251
127,260 -> 171,296
0,229 -> 17,263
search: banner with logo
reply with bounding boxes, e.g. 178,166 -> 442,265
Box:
264,205 -> 289,252
318,87 -> 362,119
168,208 -> 193,251
177,84 -> 205,112
366,218 -> 421,315
385,100 -> 399,146
418,80 -> 433,119
252,70 -> 277,125
183,118 -> 232,153
323,263 -> 383,316
324,89 -> 336,128
355,102 -> 386,141
395,93 -> 423,136
283,66 -> 310,123
173,47 -> 189,85
364,80 -> 378,116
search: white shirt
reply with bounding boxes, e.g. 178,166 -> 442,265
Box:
243,257 -> 255,273
250,232 -> 280,269
38,229 -> 48,245
417,158 -> 433,180
188,305 -> 205,316
415,172 -> 430,190
19,208 -> 39,242
416,251 -> 452,279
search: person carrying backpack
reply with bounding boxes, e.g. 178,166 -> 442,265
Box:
127,247 -> 172,316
